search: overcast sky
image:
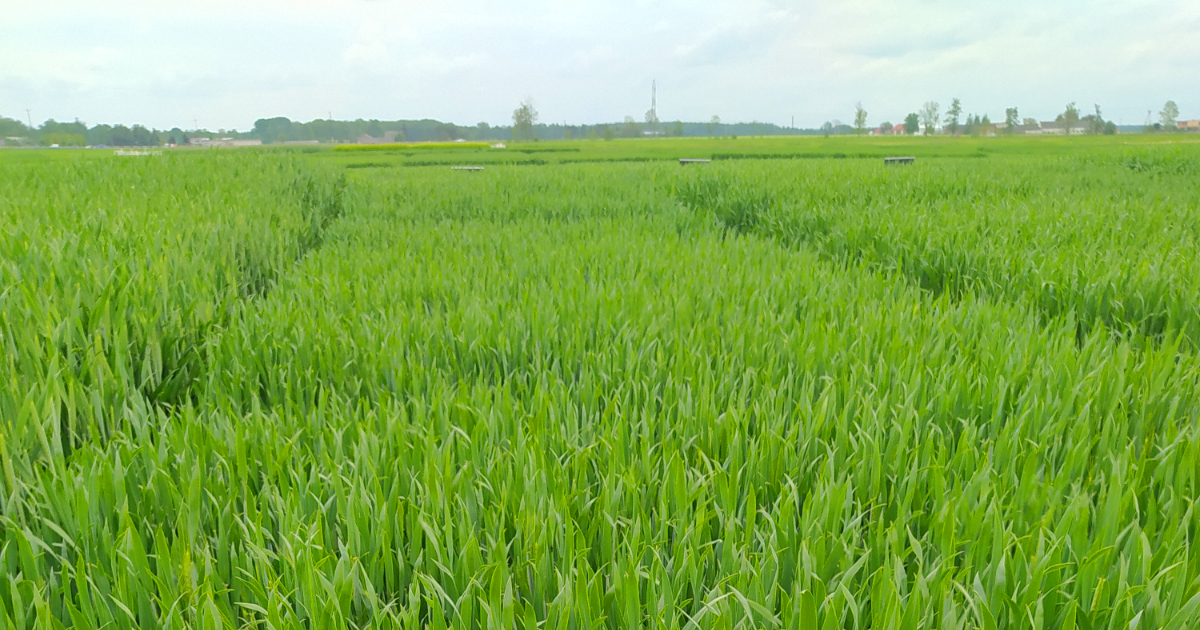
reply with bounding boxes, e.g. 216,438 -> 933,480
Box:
3,0 -> 1197,131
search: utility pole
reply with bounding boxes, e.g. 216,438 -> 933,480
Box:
26,109 -> 33,131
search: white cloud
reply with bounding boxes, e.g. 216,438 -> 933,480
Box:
558,45 -> 616,71
2,0 -> 1197,129
409,52 -> 488,75
343,23 -> 393,71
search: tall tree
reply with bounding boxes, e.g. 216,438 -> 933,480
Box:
512,98 -> 538,142
904,113 -> 919,135
621,115 -> 641,138
130,125 -> 159,146
854,102 -> 868,135
1089,104 -> 1105,134
1059,102 -> 1079,135
1004,107 -> 1019,134
87,124 -> 113,146
644,108 -> 659,128
707,115 -> 720,137
944,98 -> 962,135
1160,100 -> 1179,129
920,102 -> 939,135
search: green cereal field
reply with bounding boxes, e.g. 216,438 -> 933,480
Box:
3,134 -> 1200,629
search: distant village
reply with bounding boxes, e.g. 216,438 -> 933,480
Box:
183,137 -> 319,148
869,119 -> 1200,136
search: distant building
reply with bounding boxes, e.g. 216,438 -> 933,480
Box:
1026,121 -> 1087,136
189,137 -> 263,147
1178,120 -> 1200,131
993,122 -> 1042,135
356,131 -> 398,144
281,140 -> 320,145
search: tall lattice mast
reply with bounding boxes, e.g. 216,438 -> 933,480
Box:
651,81 -> 657,120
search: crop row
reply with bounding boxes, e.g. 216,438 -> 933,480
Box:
0,153 -> 351,455
674,147 -> 1200,348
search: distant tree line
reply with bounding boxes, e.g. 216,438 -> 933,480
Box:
0,113 -> 854,147
249,116 -> 839,144
250,117 -> 487,144
0,116 -> 28,138
4,99 -> 1185,148
0,117 -> 172,146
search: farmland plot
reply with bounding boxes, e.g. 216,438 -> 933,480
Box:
2,146 -> 1200,630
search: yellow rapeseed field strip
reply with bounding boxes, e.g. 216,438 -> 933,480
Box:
334,142 -> 493,152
